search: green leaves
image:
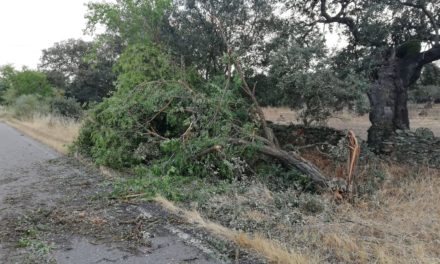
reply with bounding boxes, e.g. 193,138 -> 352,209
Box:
269,38 -> 368,125
115,43 -> 177,92
85,0 -> 172,45
1,69 -> 54,105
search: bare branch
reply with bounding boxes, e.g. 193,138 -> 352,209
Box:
397,0 -> 439,46
230,139 -> 329,188
421,45 -> 440,65
318,0 -> 360,42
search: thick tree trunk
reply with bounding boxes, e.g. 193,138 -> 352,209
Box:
368,59 -> 410,151
367,46 -> 440,150
367,51 -> 430,151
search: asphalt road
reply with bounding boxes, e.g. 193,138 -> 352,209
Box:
0,123 -> 223,264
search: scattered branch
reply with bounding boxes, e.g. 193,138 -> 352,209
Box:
194,145 -> 223,160
317,0 -> 360,42
146,129 -> 169,140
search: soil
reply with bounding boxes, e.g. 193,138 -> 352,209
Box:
0,123 -> 261,264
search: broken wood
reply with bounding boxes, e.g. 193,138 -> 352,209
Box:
194,145 -> 223,160
230,139 -> 328,188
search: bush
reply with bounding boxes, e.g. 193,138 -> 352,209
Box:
269,39 -> 368,125
409,85 -> 440,103
12,95 -> 50,119
2,70 -> 53,104
50,97 -> 83,119
75,78 -> 255,178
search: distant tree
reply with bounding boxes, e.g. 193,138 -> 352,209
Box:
410,63 -> 440,103
286,0 -> 440,149
0,65 -> 16,103
2,70 -> 53,104
162,0 -> 281,79
269,38 -> 368,125
39,39 -> 117,103
420,63 -> 440,86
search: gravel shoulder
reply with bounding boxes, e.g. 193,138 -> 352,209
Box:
0,123 -> 254,264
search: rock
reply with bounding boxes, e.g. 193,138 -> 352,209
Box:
415,127 -> 435,140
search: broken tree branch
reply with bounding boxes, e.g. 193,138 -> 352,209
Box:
230,139 -> 329,188
209,13 -> 329,188
194,145 -> 224,160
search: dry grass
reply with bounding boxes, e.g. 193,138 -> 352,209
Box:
279,165 -> 440,263
0,109 -> 80,154
189,165 -> 440,263
260,105 -> 440,262
155,196 -> 315,264
264,104 -> 440,140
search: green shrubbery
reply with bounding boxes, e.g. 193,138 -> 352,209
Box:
0,65 -> 85,120
75,76 -> 256,178
50,97 -> 83,119
12,95 -> 50,119
409,63 -> 440,103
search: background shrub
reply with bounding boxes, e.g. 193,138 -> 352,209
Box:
12,95 -> 50,119
50,97 -> 83,119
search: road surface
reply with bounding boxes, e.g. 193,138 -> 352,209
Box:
0,123 -> 228,264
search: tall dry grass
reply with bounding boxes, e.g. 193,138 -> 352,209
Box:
155,164 -> 440,263
284,165 -> 440,264
0,108 -> 80,154
155,196 -> 316,264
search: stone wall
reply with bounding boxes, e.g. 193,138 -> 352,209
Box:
271,123 -> 440,168
386,128 -> 440,168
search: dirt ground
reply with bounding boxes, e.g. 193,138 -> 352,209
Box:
263,104 -> 440,140
0,123 -> 261,264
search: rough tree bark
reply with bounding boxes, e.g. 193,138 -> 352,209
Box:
368,46 -> 440,151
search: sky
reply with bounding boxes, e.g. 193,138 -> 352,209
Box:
0,0 -> 93,69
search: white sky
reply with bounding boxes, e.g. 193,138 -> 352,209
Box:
0,0 -> 93,69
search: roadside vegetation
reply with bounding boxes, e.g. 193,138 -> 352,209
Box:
1,0 -> 440,263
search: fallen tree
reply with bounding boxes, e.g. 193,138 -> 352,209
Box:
232,58 -> 329,188
74,44 -> 332,191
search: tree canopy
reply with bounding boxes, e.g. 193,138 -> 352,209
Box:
39,39 -> 117,103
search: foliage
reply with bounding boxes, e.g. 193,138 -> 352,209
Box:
12,95 -> 50,119
269,39 -> 368,125
2,70 -> 53,104
396,40 -> 422,59
75,74 -> 256,177
39,39 -> 117,103
410,63 -> 440,102
0,65 -> 16,103
114,43 -> 181,92
85,0 -> 172,45
50,97 -> 83,119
